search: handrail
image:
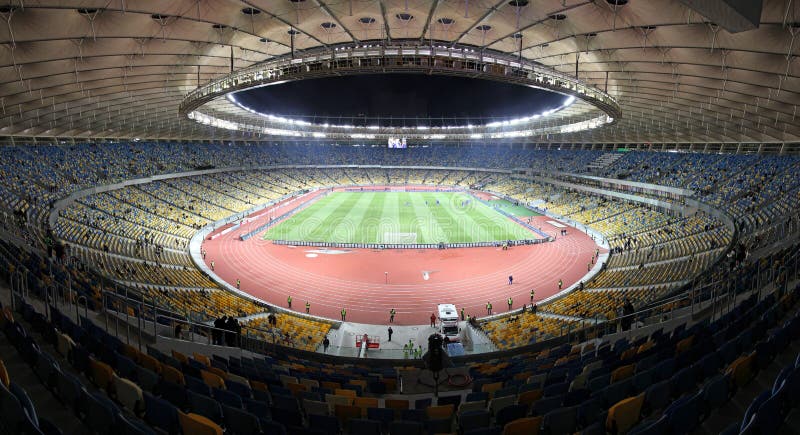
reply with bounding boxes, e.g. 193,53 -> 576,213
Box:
75,295 -> 89,327
0,242 -> 797,361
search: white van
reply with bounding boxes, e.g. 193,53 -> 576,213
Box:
437,304 -> 461,342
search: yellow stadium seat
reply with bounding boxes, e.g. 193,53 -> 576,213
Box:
162,365 -> 185,385
334,388 -> 357,399
503,416 -> 542,435
606,394 -> 645,434
610,365 -> 635,384
0,359 -> 9,388
179,412 -> 223,435
200,369 -> 225,390
89,358 -> 114,392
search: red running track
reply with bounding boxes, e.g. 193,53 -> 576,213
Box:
202,193 -> 603,325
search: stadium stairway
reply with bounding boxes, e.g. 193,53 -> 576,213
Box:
587,152 -> 626,173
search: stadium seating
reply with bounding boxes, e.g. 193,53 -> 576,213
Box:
2,144 -> 800,434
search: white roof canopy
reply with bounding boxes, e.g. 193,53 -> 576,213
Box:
1,0 -> 799,143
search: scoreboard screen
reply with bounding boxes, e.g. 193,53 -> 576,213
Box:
388,137 -> 407,148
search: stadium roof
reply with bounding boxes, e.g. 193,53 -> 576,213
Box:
1,0 -> 799,144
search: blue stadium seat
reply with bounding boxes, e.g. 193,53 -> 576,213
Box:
135,366 -> 160,393
309,414 -> 339,435
213,387 -> 243,409
0,382 -> 27,433
243,397 -> 270,417
401,408 -> 425,422
270,405 -> 303,428
54,370 -> 84,413
367,407 -> 395,430
389,420 -> 424,435
495,403 -> 527,427
577,397 -> 604,428
225,380 -> 252,399
118,415 -> 157,435
465,392 -> 488,404
665,392 -> 702,435
531,395 -> 563,417
458,410 -> 490,433
463,427 -> 502,435
34,351 -> 59,391
187,389 -> 223,424
628,415 -> 668,435
83,391 -> 120,434
159,380 -> 188,409
745,387 -> 786,435
271,393 -> 299,413
260,419 -> 288,435
223,404 -> 261,435
114,354 -> 137,381
438,394 -> 462,408
9,382 -> 39,430
542,405 -> 578,435
643,380 -> 671,414
350,418 -> 382,435
253,388 -> 272,405
414,397 -> 432,409
701,374 -> 730,412
186,375 -> 212,397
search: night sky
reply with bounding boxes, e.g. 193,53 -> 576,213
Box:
232,74 -> 568,126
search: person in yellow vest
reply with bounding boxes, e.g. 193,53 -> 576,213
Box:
210,260 -> 215,271
389,308 -> 396,323
486,301 -> 492,315
236,278 -> 240,289
558,279 -> 563,290
507,297 -> 513,311
530,289 -> 535,303
340,308 -> 346,321
287,295 -> 292,308
460,307 -> 465,321
305,301 -> 310,314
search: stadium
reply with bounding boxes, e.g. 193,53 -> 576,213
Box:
0,1 -> 800,435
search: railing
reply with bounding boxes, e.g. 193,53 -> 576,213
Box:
1,241 -> 798,362
271,239 -> 545,250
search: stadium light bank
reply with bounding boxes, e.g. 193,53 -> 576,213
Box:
179,41 -> 621,141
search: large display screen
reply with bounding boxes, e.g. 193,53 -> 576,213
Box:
388,137 -> 407,148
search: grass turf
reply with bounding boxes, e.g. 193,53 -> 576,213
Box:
483,198 -> 543,217
263,191 -> 539,244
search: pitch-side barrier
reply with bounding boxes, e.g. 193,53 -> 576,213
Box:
270,239 -> 547,249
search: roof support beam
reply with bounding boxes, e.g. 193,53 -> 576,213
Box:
487,1 -> 592,50
240,0 -> 329,49
420,0 -> 440,41
378,1 -> 391,43
314,0 -> 358,43
453,0 -> 506,44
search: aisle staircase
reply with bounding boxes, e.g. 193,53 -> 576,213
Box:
587,152 -> 625,173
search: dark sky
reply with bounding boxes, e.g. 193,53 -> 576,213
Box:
232,73 -> 568,126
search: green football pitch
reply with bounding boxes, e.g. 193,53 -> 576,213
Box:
262,191 -> 539,244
